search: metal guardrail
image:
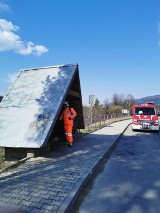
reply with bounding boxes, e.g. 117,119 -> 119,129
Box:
78,113 -> 131,134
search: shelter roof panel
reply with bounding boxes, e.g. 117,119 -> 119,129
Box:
0,64 -> 78,148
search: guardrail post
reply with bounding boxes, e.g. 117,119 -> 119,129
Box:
87,116 -> 90,132
103,115 -> 105,126
94,115 -> 96,129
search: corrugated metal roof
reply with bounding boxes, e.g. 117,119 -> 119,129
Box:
0,64 -> 78,148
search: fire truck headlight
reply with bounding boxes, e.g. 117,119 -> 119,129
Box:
154,120 -> 159,123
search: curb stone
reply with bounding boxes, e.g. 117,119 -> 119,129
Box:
59,123 -> 131,213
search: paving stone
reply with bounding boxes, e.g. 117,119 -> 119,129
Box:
51,205 -> 59,211
59,197 -> 65,202
19,190 -> 31,196
38,190 -> 48,195
29,197 -> 42,203
9,198 -> 21,205
39,198 -> 53,205
9,193 -> 21,198
30,201 -> 43,209
30,192 -> 41,197
48,191 -> 58,196
0,201 -> 8,208
20,200 -> 32,207
8,203 -> 20,210
42,204 -> 54,211
50,200 -> 63,207
0,196 -> 11,202
19,195 -> 32,201
47,187 -> 57,192
30,207 -> 44,213
55,188 -> 70,193
39,194 -> 51,199
11,189 -> 22,194
43,210 -> 52,213
0,120 -> 130,213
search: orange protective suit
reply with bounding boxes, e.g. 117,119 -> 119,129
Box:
60,107 -> 77,143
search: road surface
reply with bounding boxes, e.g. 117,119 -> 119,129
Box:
74,125 -> 160,213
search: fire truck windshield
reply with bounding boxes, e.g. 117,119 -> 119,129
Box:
134,107 -> 156,115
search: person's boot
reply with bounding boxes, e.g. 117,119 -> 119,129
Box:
69,142 -> 73,147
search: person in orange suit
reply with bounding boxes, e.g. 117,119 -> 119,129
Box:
59,101 -> 77,147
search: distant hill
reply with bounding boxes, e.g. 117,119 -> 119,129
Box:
135,95 -> 160,110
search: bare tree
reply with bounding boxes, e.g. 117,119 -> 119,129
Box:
112,93 -> 125,106
104,93 -> 135,114
112,93 -> 119,106
104,98 -> 110,114
124,94 -> 135,112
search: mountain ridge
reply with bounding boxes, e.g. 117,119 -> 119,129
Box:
135,95 -> 160,106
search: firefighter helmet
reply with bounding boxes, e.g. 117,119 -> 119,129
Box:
63,101 -> 69,108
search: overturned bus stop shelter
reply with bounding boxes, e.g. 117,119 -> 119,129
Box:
0,64 -> 84,160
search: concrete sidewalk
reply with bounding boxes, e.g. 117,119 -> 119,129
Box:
0,119 -> 131,213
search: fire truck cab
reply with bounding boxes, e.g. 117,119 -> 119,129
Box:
131,102 -> 159,132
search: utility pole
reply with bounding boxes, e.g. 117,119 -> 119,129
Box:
89,95 -> 95,124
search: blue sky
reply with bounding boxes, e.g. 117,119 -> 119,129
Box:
0,0 -> 160,105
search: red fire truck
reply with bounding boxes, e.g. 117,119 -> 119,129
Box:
131,102 -> 159,132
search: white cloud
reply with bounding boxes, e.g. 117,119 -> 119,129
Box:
0,1 -> 9,12
0,19 -> 48,56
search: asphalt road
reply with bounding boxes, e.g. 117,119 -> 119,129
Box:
74,125 -> 160,213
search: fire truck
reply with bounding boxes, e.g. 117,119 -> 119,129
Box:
131,102 -> 159,132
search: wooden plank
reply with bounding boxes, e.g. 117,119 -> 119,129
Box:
68,89 -> 80,97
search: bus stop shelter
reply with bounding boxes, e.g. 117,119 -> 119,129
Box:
0,64 -> 84,160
